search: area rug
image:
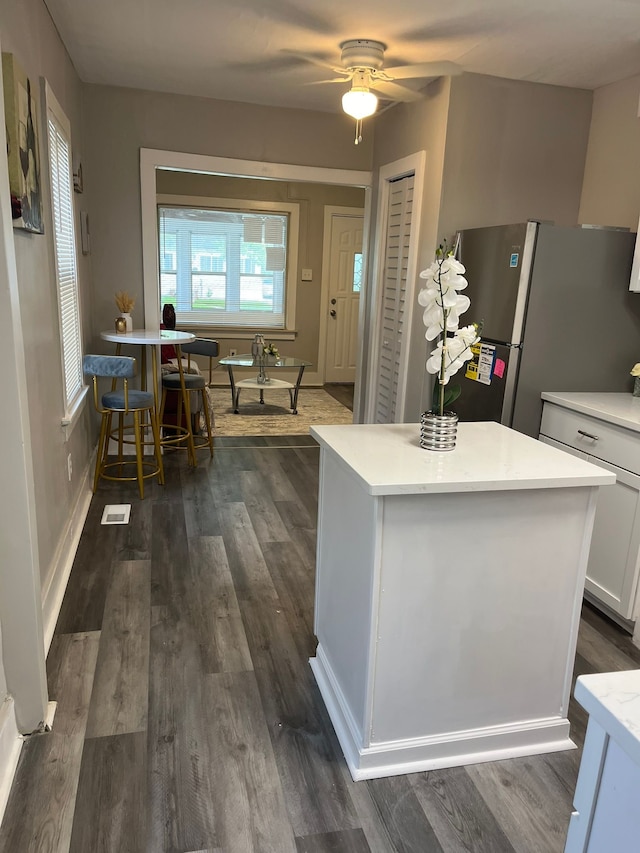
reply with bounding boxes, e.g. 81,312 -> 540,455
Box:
208,386 -> 353,436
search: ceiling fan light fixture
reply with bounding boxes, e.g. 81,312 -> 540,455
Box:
341,87 -> 378,119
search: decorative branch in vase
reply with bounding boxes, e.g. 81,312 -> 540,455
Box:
418,243 -> 480,450
114,290 -> 135,332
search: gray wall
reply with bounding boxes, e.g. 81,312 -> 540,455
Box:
0,0 -> 94,593
438,74 -> 593,238
370,73 -> 594,419
0,0 -> 94,728
579,73 -> 640,229
83,84 -> 373,350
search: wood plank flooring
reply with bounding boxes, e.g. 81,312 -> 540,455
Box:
2,434 -> 640,852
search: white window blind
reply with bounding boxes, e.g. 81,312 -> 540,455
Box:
158,205 -> 289,329
45,83 -> 83,419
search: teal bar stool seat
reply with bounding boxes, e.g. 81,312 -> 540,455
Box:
83,354 -> 164,499
159,338 -> 218,461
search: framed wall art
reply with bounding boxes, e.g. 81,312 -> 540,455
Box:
2,52 -> 44,233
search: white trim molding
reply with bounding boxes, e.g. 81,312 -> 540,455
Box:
0,696 -> 21,826
41,460 -> 93,654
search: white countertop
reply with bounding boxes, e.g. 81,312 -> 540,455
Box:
575,670 -> 640,768
310,422 -> 614,496
541,392 -> 640,433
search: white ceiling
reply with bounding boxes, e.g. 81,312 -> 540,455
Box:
44,0 -> 640,113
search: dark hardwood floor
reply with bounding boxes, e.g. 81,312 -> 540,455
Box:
322,384 -> 354,412
2,435 -> 640,852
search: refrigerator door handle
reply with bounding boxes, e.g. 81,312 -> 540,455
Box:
481,339 -> 522,350
510,222 -> 538,346
501,345 -> 522,426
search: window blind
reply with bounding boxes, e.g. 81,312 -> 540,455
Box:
46,88 -> 83,417
158,205 -> 288,328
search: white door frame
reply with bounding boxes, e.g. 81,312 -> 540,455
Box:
365,151 -> 426,423
318,205 -> 365,385
141,149 -> 372,396
0,43 -> 49,734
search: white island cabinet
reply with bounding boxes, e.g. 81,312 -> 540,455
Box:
540,392 -> 640,643
564,671 -> 640,852
309,422 -> 613,781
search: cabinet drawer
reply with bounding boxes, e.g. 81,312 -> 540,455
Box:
540,403 -> 640,474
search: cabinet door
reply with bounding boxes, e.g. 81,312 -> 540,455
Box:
540,436 -> 640,619
584,458 -> 640,619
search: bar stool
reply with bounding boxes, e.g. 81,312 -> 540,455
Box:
159,338 -> 218,463
83,354 -> 164,499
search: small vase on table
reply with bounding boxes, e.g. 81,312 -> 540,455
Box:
120,312 -> 133,332
420,410 -> 459,451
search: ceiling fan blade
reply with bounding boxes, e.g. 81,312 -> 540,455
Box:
280,49 -> 343,75
384,61 -> 462,80
304,77 -> 353,86
369,79 -> 424,102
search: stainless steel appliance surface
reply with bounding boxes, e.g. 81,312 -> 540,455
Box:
453,222 -> 640,437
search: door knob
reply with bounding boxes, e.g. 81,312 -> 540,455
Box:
330,309 -> 337,318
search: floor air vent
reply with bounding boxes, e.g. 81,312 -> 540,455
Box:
101,504 -> 132,525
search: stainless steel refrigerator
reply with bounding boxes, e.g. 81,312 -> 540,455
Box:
453,221 -> 640,437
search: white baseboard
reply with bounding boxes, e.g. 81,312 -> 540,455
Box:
41,462 -> 93,654
0,696 -> 22,825
310,646 -> 576,782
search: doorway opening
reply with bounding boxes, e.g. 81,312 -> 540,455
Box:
141,150 -> 371,427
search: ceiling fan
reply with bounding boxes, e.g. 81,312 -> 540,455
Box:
288,39 -> 461,143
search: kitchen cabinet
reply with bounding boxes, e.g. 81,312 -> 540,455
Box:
564,671 -> 640,852
309,421 -> 612,780
540,393 -> 640,642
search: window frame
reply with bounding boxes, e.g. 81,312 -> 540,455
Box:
157,194 -> 299,332
43,80 -> 86,434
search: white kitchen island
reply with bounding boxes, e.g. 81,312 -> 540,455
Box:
309,422 -> 615,781
564,670 -> 640,852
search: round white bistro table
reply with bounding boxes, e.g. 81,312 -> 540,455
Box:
100,328 -> 195,412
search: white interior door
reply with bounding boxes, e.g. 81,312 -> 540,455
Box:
323,212 -> 363,383
374,174 -> 414,423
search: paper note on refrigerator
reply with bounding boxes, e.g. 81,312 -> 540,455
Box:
465,342 -> 496,384
477,343 -> 496,385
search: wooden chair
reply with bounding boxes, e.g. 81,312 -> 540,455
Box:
83,354 -> 164,499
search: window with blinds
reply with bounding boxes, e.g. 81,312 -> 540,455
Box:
45,82 -> 83,422
158,205 -> 290,329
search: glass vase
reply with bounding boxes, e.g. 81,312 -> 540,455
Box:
634,377 -> 640,397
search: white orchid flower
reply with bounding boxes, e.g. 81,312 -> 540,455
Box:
631,363 -> 640,377
419,247 -> 479,411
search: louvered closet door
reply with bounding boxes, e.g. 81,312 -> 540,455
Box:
375,174 -> 413,423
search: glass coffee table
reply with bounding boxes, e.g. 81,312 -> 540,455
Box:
219,354 -> 311,414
